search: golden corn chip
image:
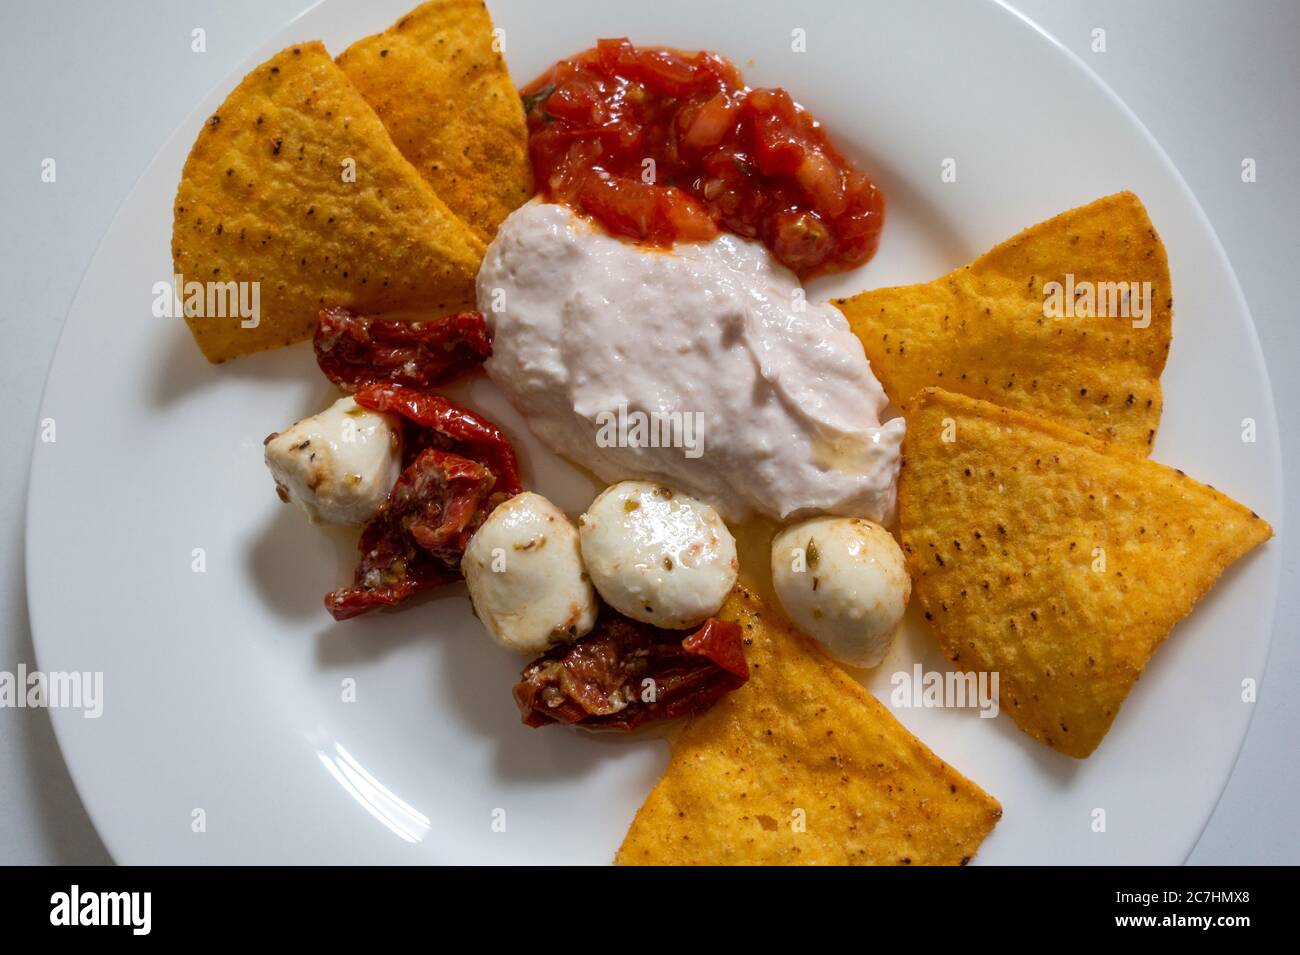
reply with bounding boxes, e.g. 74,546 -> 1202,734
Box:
615,587 -> 1002,865
172,41 -> 485,363
835,192 -> 1172,452
899,388 -> 1272,758
337,0 -> 533,242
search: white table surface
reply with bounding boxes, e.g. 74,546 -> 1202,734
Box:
1,0 -> 1294,865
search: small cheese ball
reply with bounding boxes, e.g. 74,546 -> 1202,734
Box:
264,395 -> 402,525
771,516 -> 911,668
579,481 -> 737,630
462,492 -> 598,655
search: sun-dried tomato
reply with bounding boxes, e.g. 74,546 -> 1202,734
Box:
325,448 -> 495,621
513,610 -> 748,729
314,306 -> 491,392
353,383 -> 522,503
324,384 -> 522,621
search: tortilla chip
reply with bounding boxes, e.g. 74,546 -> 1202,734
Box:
899,388 -> 1272,758
337,0 -> 532,242
615,587 -> 1002,865
834,192 -> 1172,453
172,41 -> 485,363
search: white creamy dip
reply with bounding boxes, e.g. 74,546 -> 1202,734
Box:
477,201 -> 904,523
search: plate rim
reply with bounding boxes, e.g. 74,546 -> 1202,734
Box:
26,0 -> 1284,865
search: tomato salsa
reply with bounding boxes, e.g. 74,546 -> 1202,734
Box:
521,38 -> 884,278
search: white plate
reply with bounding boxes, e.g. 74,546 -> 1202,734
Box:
27,0 -> 1282,864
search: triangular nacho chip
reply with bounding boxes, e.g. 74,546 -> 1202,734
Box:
172,41 -> 485,363
835,192 -> 1172,452
337,0 -> 533,242
615,587 -> 1002,865
899,388 -> 1272,758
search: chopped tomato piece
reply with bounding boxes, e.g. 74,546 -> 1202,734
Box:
766,209 -> 834,275
795,150 -> 847,217
575,173 -> 717,245
742,88 -> 804,177
681,92 -> 736,152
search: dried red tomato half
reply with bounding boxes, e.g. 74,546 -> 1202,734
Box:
325,448 -> 495,621
314,306 -> 491,392
324,515 -> 459,622
389,448 -> 497,558
513,610 -> 749,730
353,382 -> 522,502
325,386 -> 523,621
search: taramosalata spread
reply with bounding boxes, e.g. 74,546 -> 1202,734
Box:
477,201 -> 904,524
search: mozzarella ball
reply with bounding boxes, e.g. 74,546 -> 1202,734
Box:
462,492 -> 597,655
264,395 -> 402,525
771,516 -> 910,668
579,481 -> 737,630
